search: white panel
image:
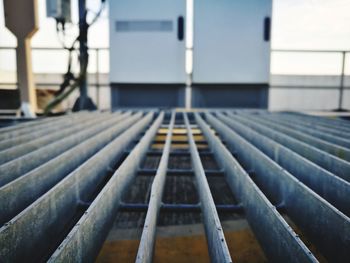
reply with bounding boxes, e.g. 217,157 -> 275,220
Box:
109,0 -> 186,83
193,0 -> 272,84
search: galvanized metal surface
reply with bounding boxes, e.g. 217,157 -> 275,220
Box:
0,109 -> 349,263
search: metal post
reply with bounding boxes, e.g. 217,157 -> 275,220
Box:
95,49 -> 100,109
338,51 -> 346,110
78,0 -> 88,110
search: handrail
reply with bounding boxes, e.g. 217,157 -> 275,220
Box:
0,46 -> 348,109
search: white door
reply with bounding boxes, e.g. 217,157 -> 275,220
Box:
192,0 -> 272,84
109,0 -> 187,84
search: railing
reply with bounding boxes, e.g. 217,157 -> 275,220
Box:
0,46 -> 109,109
272,49 -> 349,109
0,46 -> 349,109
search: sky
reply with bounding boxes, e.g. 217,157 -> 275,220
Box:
0,0 -> 350,77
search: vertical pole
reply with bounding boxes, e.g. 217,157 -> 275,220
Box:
338,51 -> 346,110
17,38 -> 37,117
78,0 -> 88,110
96,49 -> 100,109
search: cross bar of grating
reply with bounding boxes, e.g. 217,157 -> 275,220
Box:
47,112 -> 164,262
229,111 -> 350,181
0,109 -> 349,263
0,112 -> 157,262
204,112 -> 350,262
195,112 -> 318,262
184,112 -> 232,263
218,112 -> 350,217
135,110 -> 175,263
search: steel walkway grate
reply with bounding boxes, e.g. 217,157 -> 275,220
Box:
0,110 -> 349,262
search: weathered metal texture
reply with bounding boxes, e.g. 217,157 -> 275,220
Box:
277,113 -> 350,139
47,112 -> 163,263
0,112 -> 130,187
195,113 -> 317,263
248,113 -> 350,161
278,112 -> 350,140
0,112 -> 155,263
218,112 -> 350,217
0,112 -> 142,225
136,111 -> 175,263
205,112 -> 350,262
0,111 -> 90,140
231,112 -> 350,182
262,113 -> 350,147
281,112 -> 350,134
0,112 -> 113,165
0,113 -> 98,151
184,113 -> 232,263
265,114 -> 350,148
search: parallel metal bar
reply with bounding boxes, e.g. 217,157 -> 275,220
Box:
0,112 -> 91,140
120,203 -> 246,213
0,112 -> 155,263
274,112 -> 350,140
205,112 -> 350,262
262,113 -> 350,148
229,113 -> 350,181
0,112 -> 131,187
136,111 -> 175,263
284,112 -> 350,132
46,112 -> 163,263
195,113 -> 317,263
184,112 -> 232,263
218,112 -> 350,217
242,113 -> 350,162
0,112 -> 114,165
0,112 -> 101,151
137,168 -> 225,177
0,112 -> 143,225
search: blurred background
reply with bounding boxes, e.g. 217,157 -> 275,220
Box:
0,0 -> 349,112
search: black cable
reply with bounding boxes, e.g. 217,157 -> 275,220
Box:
44,0 -> 106,115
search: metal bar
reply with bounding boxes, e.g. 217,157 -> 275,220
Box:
0,113 -> 101,151
95,48 -> 100,109
46,112 -> 163,263
338,51 -> 346,110
120,203 -> 246,213
205,112 -> 350,262
272,49 -> 350,53
218,112 -> 350,217
0,112 -> 142,225
0,113 -> 114,165
184,112 -> 232,263
0,112 -> 131,186
0,112 -> 90,140
0,111 -> 156,263
261,113 -> 350,148
273,112 -> 350,140
137,168 -> 225,177
283,112 -> 350,131
195,113 -> 317,262
243,113 -> 350,162
230,113 -> 350,181
136,111 -> 175,263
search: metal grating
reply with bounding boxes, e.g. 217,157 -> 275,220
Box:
0,110 -> 349,263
